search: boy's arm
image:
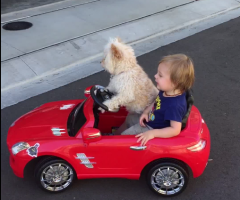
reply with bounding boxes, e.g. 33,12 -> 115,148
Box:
152,121 -> 181,138
139,102 -> 155,127
143,102 -> 154,114
136,121 -> 181,146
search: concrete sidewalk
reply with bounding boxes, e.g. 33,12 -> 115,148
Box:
1,0 -> 240,109
1,0 -> 65,14
1,0 -> 193,61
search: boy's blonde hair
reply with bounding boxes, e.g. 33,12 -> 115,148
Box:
160,54 -> 195,92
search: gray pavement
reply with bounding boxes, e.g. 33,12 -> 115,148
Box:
1,0 -> 65,14
2,0 -> 240,109
1,17 -> 240,200
1,0 -> 192,60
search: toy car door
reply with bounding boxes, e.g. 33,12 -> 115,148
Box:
79,135 -> 148,176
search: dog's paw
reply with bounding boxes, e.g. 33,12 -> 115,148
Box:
103,100 -> 117,111
105,87 -> 114,94
98,107 -> 105,113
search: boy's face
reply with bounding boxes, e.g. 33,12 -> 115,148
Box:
154,62 -> 175,92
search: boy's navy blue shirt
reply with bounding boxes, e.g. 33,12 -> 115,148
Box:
146,91 -> 187,129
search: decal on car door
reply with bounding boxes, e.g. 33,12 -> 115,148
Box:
75,153 -> 96,168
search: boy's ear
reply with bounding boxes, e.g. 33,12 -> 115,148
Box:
111,44 -> 122,59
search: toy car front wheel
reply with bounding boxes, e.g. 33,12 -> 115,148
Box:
35,158 -> 76,192
147,162 -> 188,197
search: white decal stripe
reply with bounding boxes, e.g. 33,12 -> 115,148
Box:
75,153 -> 95,168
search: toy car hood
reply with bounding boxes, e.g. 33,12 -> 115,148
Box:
7,100 -> 82,144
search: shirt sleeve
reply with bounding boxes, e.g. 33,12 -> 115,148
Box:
164,106 -> 185,122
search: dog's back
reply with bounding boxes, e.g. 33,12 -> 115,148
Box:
123,66 -> 158,113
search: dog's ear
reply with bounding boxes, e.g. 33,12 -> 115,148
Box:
111,44 -> 122,59
116,37 -> 122,43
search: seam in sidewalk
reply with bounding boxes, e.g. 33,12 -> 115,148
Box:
1,1 -> 195,63
70,41 -> 82,50
1,41 -> 25,54
1,0 -> 100,24
19,57 -> 37,76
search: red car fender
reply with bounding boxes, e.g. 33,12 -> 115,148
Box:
37,152 -> 79,173
33,139 -> 85,175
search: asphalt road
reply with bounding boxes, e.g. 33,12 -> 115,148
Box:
1,0 -> 65,14
1,17 -> 240,200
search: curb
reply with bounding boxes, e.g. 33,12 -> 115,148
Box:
1,2 -> 240,109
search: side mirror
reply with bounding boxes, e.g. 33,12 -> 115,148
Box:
82,128 -> 102,143
84,86 -> 93,98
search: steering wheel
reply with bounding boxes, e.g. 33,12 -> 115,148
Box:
90,85 -> 119,112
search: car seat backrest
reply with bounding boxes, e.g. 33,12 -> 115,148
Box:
181,90 -> 194,130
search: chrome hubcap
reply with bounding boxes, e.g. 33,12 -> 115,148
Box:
151,166 -> 185,195
163,180 -> 171,187
40,163 -> 74,191
53,175 -> 62,183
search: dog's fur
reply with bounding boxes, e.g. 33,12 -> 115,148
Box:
101,38 -> 158,114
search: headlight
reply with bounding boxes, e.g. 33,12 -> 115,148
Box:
12,142 -> 30,155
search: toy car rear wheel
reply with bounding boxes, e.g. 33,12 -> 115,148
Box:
147,162 -> 188,197
35,158 -> 76,192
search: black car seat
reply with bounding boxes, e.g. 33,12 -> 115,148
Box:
181,90 -> 194,130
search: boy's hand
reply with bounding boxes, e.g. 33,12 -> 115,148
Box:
139,112 -> 149,127
136,131 -> 155,146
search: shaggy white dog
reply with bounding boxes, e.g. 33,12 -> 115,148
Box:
101,38 -> 158,114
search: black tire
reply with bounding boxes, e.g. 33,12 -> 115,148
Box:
34,158 -> 76,193
147,162 -> 188,197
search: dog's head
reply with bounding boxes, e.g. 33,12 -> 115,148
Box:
101,37 -> 137,75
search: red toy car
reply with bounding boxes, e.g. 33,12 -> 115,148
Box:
7,85 -> 210,196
